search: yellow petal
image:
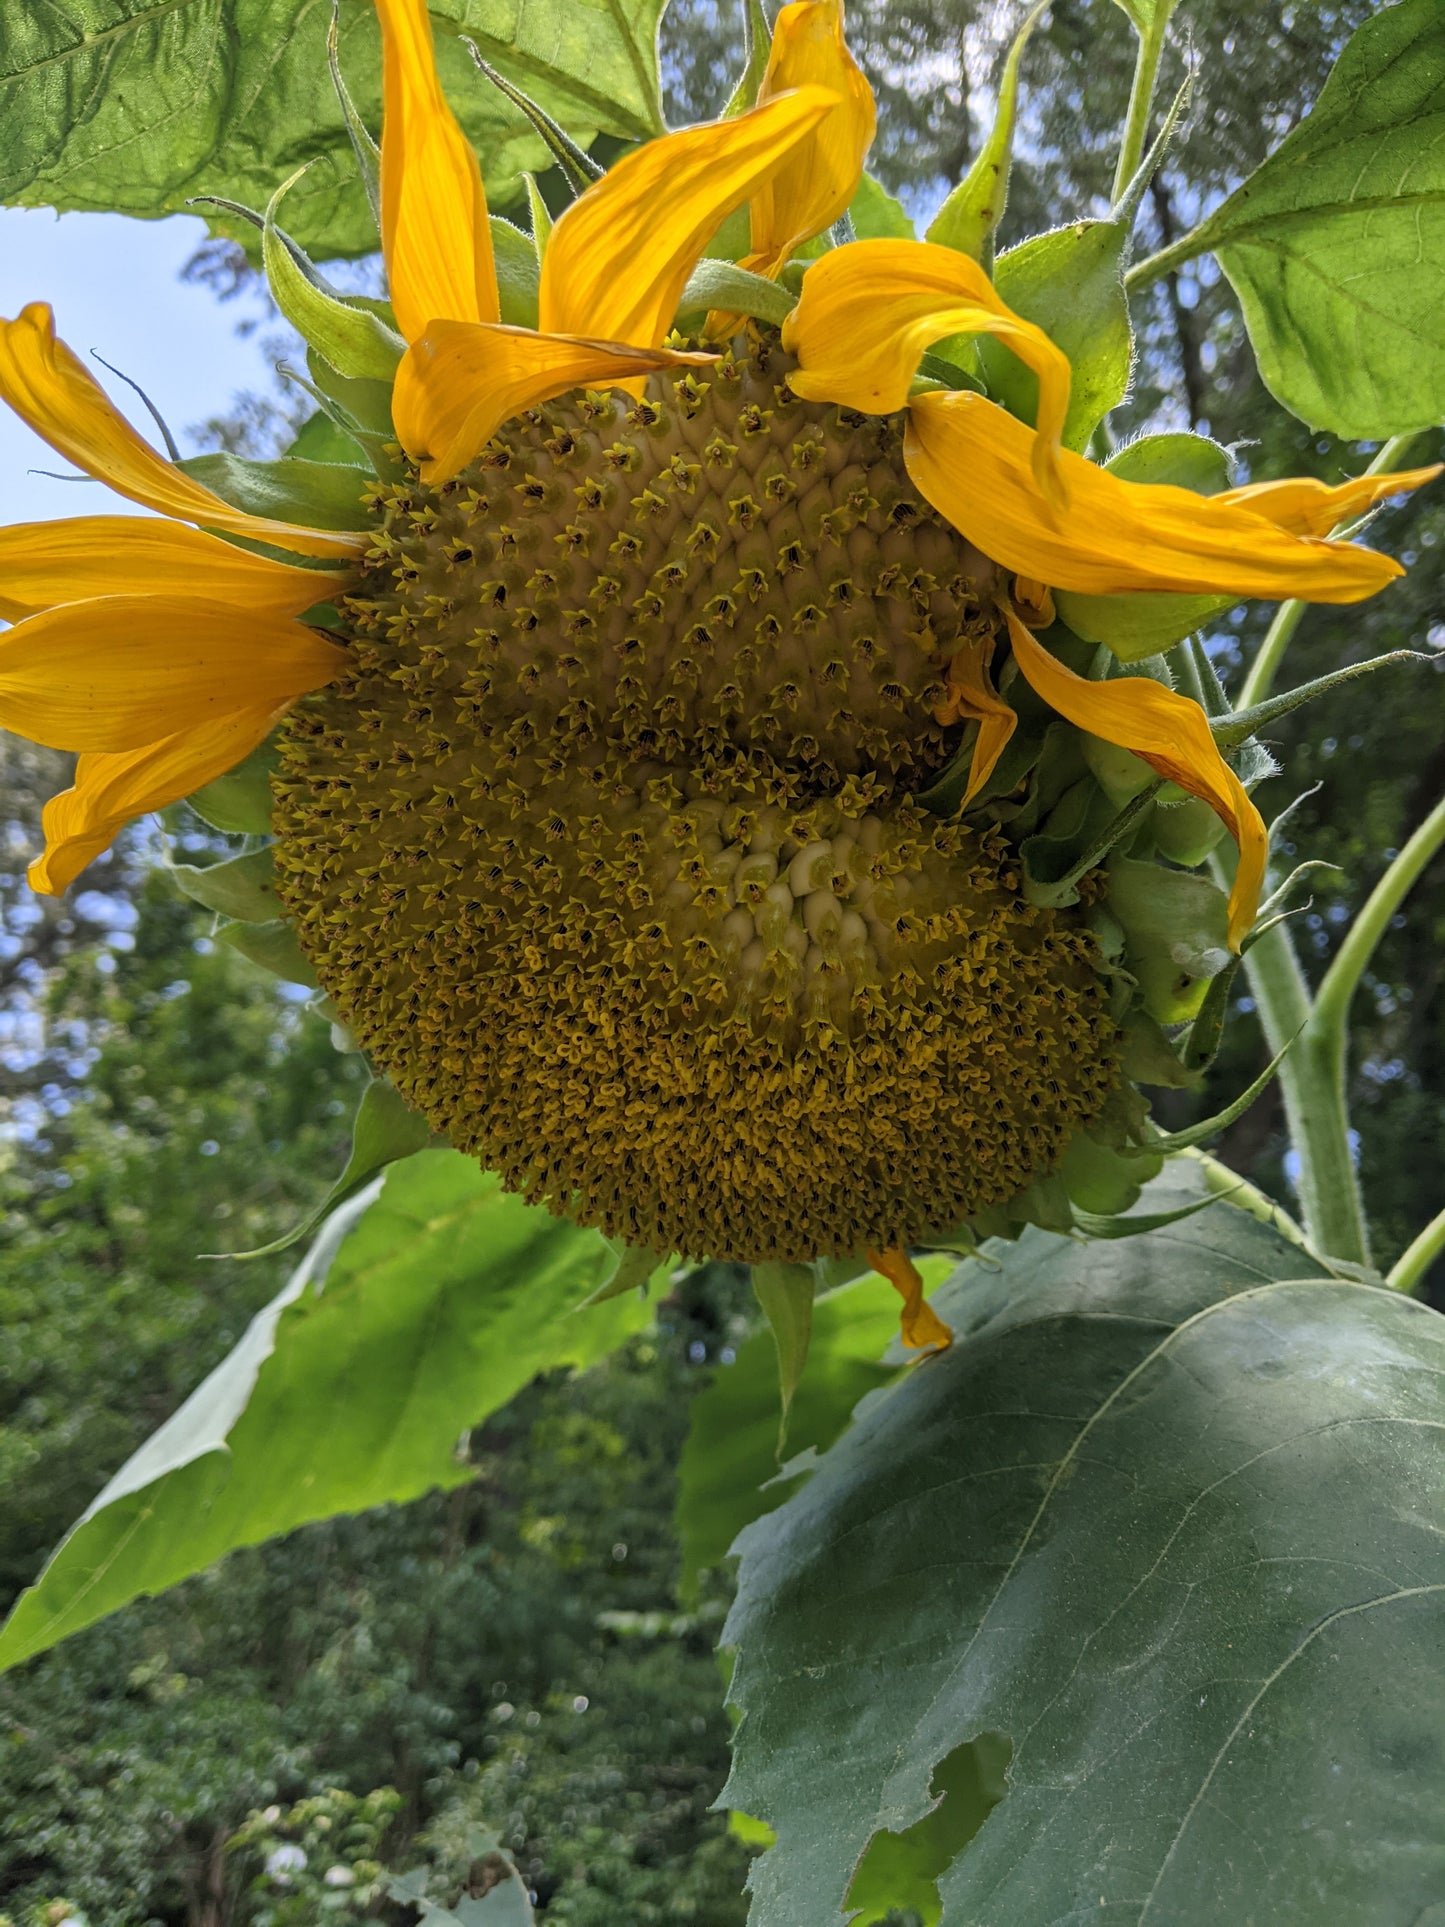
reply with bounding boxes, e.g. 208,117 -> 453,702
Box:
540,86 -> 838,347
392,321 -> 716,486
376,0 -> 497,341
865,1246 -> 952,1352
1218,465 -> 1441,538
784,239 -> 1071,500
745,1 -> 876,277
932,633 -> 1017,805
905,388 -> 1420,604
0,517 -> 343,623
28,707 -> 281,896
1003,607 -> 1265,950
0,305 -> 365,560
0,596 -> 348,752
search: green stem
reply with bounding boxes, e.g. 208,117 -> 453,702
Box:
1236,433 -> 1428,710
1112,16 -> 1170,205
1124,227 -> 1205,293
1386,1205 -> 1445,1295
1238,916 -> 1371,1267
1312,793 -> 1445,1045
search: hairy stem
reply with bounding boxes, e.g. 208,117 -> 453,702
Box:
1236,433 -> 1429,710
1112,15 -> 1169,204
1312,793 -> 1445,1046
1386,1204 -> 1445,1295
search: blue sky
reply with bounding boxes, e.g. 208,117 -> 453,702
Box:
0,207 -> 284,525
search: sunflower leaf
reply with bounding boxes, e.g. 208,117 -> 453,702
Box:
0,0 -> 666,256
0,1150 -> 652,1675
1160,0 -> 1445,438
722,1169 -> 1445,1925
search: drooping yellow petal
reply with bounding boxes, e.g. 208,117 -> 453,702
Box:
376,0 -> 498,340
865,1246 -> 952,1352
784,239 -> 1071,501
28,707 -> 281,896
392,321 -> 717,486
933,633 -> 1017,805
904,388 -> 1424,604
744,1 -> 876,278
1217,465 -> 1442,538
0,596 -> 348,752
539,86 -> 838,347
1003,607 -> 1266,950
0,517 -> 343,623
0,305 -> 365,560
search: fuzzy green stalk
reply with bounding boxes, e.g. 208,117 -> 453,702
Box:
1111,8 -> 1173,205
1387,1204 -> 1445,1295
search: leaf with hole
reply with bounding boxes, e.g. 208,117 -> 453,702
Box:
723,1167 -> 1445,1926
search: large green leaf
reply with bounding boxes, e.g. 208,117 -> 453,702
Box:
0,1149 -> 651,1674
1178,0 -> 1445,438
0,0 -> 666,258
723,1170 -> 1445,1925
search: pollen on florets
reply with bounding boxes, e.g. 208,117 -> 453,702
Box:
272,336 -> 1120,1261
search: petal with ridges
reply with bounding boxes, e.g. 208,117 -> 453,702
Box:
0,518 -> 344,623
1218,465 -> 1441,538
0,597 -> 348,752
746,0 -> 875,277
29,707 -> 282,896
393,321 -> 716,486
376,0 -> 497,341
540,87 -> 838,347
0,306 -> 365,560
933,634 -> 1017,804
904,389 -> 1423,603
1003,608 -> 1265,950
785,240 -> 1071,500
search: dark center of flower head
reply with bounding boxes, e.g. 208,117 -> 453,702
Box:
272,335 -> 1120,1262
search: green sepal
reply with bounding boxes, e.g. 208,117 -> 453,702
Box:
1108,853 -> 1231,1025
463,41 -> 602,196
491,215 -> 541,328
178,451 -> 372,531
1022,777 -> 1161,911
677,258 -> 794,328
1150,792 -> 1227,866
1058,1130 -> 1160,1217
981,218 -> 1132,450
1007,1172 -> 1074,1236
522,172 -> 553,260
170,845 -> 282,923
215,916 -> 318,989
751,1262 -> 816,1456
925,0 -> 1047,269
206,1075 -> 433,1260
1120,1009 -> 1202,1090
187,738 -> 279,835
1211,651 -> 1428,753
286,409 -> 367,465
578,1239 -> 669,1307
1179,953 -> 1242,1072
1072,1185 -> 1237,1239
1124,1033 -> 1299,1157
723,0 -> 772,116
261,167 -> 404,382
327,0 -> 381,229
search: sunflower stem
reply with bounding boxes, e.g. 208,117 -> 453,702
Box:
1111,13 -> 1170,206
1236,432 -> 1428,710
1386,1204 -> 1445,1295
1212,842 -> 1370,1268
1312,793 -> 1445,1054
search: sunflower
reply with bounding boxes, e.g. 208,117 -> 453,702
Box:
0,0 -> 1433,1324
